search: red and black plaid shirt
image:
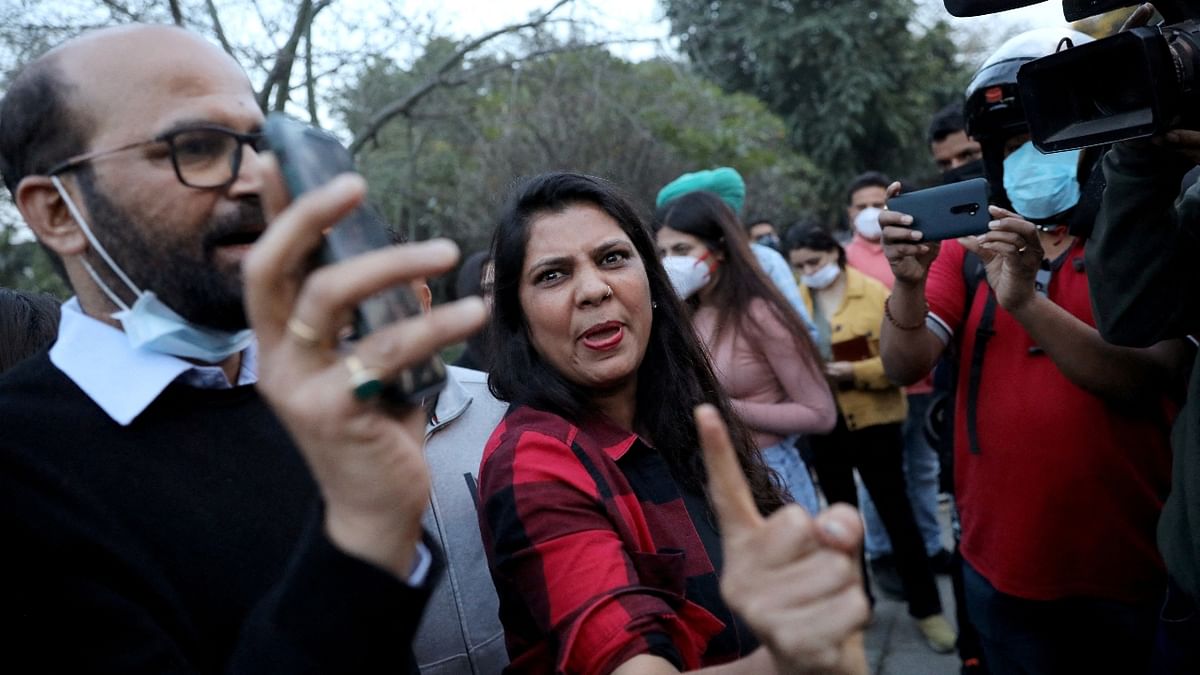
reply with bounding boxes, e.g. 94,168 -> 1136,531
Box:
477,405 -> 756,675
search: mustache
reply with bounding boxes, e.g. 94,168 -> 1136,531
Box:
202,198 -> 267,253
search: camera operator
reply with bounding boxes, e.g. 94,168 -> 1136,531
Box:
880,28 -> 1183,673
1085,9 -> 1200,672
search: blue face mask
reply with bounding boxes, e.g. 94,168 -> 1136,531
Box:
1002,141 -> 1081,220
52,176 -> 253,363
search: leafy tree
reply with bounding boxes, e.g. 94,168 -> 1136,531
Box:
338,39 -> 824,294
661,0 -> 971,219
0,222 -> 69,298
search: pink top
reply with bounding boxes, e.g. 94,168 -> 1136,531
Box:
845,233 -> 895,289
693,299 -> 837,449
844,233 -> 934,395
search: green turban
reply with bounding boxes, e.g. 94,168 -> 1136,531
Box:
656,167 -> 746,214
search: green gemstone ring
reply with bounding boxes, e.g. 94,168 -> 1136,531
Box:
344,355 -> 384,401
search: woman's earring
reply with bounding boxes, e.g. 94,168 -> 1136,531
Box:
651,300 -> 658,310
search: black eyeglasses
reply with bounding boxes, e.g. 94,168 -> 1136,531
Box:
47,125 -> 264,190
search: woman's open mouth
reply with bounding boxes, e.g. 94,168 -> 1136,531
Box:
580,321 -> 625,351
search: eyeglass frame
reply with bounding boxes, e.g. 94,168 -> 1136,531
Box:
45,124 -> 264,190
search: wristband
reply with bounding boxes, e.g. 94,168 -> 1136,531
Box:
885,295 -> 926,331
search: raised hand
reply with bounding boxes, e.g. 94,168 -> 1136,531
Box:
880,182 -> 941,287
694,404 -> 868,675
958,205 -> 1043,313
243,160 -> 486,578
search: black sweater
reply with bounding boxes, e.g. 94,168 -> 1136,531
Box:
0,353 -> 430,673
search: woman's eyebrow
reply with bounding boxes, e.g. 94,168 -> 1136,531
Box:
527,255 -> 571,275
590,239 -> 630,256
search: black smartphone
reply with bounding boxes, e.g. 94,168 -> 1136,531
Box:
262,112 -> 445,405
886,177 -> 991,241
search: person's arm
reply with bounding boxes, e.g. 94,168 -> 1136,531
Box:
968,208 -> 1189,405
731,301 -> 837,435
2,448 -> 434,675
689,406 -> 868,675
1087,138 -> 1200,346
477,423 -> 723,675
838,288 -> 896,391
613,649 -> 776,674
878,184 -> 951,385
241,173 -> 486,664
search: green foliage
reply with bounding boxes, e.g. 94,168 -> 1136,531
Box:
337,39 -> 824,302
662,0 -> 971,220
0,220 -> 70,299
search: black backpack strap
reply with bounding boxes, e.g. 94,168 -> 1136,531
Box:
965,288 -> 997,455
961,249 -> 992,456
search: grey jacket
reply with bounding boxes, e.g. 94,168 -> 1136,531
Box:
414,366 -> 510,674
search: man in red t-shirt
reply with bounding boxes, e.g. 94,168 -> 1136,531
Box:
878,27 -> 1185,675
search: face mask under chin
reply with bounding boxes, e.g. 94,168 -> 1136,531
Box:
52,175 -> 253,362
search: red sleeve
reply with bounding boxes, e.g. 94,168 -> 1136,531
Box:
477,418 -> 723,675
925,239 -> 969,337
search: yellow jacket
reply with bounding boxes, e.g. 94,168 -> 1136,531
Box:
800,266 -> 907,431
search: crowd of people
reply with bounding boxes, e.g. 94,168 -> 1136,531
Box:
1,11 -> 1199,675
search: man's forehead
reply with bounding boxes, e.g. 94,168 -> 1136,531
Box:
56,25 -> 259,138
851,186 -> 886,204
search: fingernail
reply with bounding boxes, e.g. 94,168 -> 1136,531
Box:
976,234 -> 986,242
909,230 -> 921,240
821,520 -> 848,541
988,221 -> 1000,229
901,215 -> 913,225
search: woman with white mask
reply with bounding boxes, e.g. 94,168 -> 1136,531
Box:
655,191 -> 836,516
787,224 -> 956,653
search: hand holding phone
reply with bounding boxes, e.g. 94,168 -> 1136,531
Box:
262,113 -> 446,405
886,177 -> 991,242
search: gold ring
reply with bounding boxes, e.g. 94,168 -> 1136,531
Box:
344,355 -> 384,401
286,316 -> 322,349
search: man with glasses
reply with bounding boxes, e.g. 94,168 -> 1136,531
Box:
0,24 -> 487,672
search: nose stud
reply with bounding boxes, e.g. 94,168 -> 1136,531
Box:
603,285 -> 613,299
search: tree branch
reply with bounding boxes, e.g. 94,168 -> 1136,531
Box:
166,0 -> 184,26
97,0 -> 142,21
348,0 -> 578,154
305,22 -> 319,125
257,0 -> 336,112
204,0 -> 237,59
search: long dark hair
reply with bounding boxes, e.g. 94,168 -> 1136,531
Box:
488,172 -> 784,514
0,288 -> 61,374
655,191 -> 821,363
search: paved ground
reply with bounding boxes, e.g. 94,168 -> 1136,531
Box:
864,571 -> 960,674
862,500 -> 961,675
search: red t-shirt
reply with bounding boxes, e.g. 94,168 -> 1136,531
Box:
927,239 -> 1171,603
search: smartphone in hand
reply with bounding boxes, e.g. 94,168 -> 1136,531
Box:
262,113 -> 446,405
887,177 -> 991,241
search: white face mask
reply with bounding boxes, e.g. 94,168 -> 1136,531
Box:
854,206 -> 883,240
801,262 -> 841,290
51,176 -> 253,363
661,254 -> 713,299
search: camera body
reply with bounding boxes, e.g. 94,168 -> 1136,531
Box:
947,1 -> 1200,151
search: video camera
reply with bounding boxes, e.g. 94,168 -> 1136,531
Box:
947,1 -> 1200,151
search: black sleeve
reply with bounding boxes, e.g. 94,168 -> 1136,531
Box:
229,517 -> 439,674
1087,141 -> 1200,346
0,450 -> 436,674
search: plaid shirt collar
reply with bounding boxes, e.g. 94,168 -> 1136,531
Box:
575,413 -> 644,462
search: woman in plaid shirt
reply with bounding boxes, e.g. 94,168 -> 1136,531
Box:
477,172 -> 868,674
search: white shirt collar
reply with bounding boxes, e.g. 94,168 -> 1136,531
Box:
50,298 -> 257,427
